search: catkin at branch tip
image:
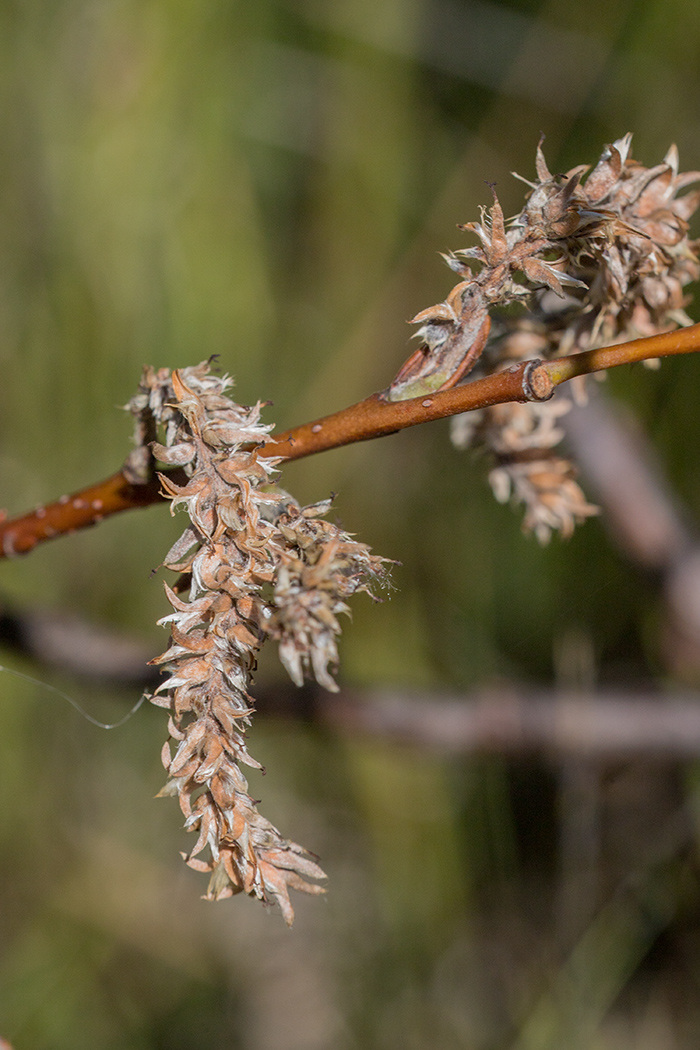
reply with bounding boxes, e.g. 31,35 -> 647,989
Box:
127,363 -> 389,924
394,134 -> 700,543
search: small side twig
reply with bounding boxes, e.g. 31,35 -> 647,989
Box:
542,324 -> 700,386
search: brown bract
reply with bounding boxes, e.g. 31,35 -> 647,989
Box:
128,363 -> 389,923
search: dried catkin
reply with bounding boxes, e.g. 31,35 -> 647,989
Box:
393,135 -> 700,541
127,363 -> 389,923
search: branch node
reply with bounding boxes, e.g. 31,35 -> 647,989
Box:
522,360 -> 555,402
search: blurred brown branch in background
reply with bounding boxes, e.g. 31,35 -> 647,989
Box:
563,387 -> 700,678
5,596 -> 700,759
564,391 -> 693,571
323,688 -> 700,760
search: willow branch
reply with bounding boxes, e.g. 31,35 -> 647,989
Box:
261,356 -> 552,458
0,471 -> 166,558
2,323 -> 700,559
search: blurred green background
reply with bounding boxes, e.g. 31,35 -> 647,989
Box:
3,0 -> 700,1047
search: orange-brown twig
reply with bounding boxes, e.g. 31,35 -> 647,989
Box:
0,470 -> 165,558
2,323 -> 700,559
541,323 -> 700,386
262,356 -> 552,460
